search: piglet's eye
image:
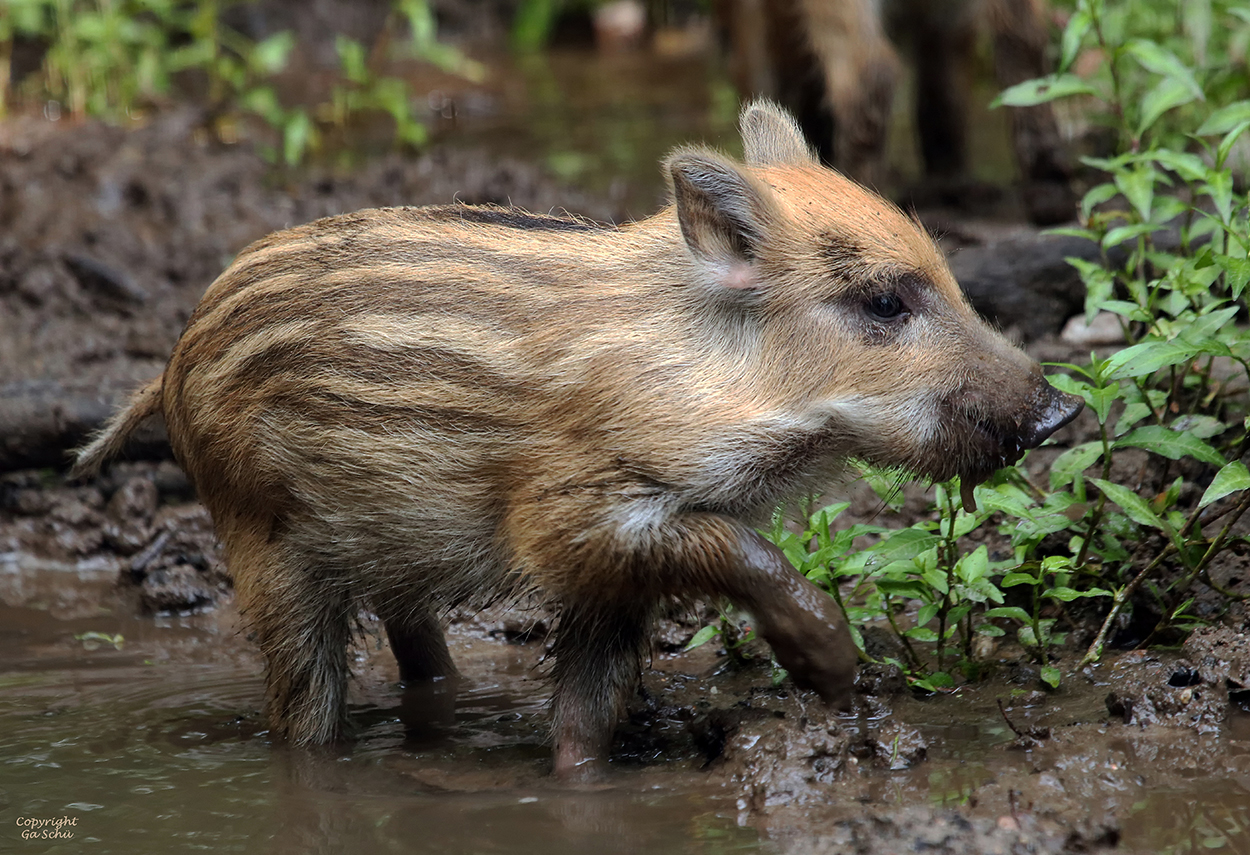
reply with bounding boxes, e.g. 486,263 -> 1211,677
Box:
866,293 -> 905,320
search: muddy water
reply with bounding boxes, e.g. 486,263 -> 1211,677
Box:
0,558 -> 762,854
6,553 -> 1250,854
886,690 -> 1250,852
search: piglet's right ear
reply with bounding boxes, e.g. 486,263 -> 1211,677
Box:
666,149 -> 779,286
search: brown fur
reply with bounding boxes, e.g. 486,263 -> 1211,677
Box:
73,102 -> 1080,779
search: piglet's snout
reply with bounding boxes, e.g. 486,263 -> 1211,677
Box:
1018,383 -> 1084,450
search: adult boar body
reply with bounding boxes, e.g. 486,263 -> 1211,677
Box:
73,102 -> 1081,779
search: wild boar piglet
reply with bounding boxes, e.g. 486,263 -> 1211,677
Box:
74,100 -> 1082,779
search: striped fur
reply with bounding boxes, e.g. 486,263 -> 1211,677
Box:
73,101 -> 1080,777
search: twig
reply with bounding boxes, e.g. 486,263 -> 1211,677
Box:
1079,491 -> 1250,668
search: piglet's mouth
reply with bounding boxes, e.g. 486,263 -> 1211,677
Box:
958,384 -> 1084,512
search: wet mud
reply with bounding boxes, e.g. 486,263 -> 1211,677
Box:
3,43 -> 1250,855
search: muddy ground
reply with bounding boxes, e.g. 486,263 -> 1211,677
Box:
3,74 -> 1250,853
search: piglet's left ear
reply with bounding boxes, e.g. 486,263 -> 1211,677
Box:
666,148 -> 780,284
740,99 -> 817,167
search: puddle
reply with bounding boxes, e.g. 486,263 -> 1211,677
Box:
0,560 -> 764,854
5,554 -> 1250,853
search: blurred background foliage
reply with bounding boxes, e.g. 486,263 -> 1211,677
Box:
0,0 -> 485,164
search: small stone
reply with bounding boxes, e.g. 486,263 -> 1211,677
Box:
1061,311 -> 1124,346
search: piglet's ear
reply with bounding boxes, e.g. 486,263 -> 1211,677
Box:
666,148 -> 779,280
740,100 -> 817,167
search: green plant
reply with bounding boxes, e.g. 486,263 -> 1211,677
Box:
1,0 -> 477,165
997,0 -> 1250,667
692,0 -> 1250,694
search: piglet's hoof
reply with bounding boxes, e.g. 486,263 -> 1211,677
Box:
757,604 -> 858,708
768,633 -> 857,709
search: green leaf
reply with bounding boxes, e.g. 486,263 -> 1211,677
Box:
921,566 -> 949,597
1113,426 -> 1225,466
282,109 -> 314,166
1001,573 -> 1040,588
994,74 -> 1098,108
860,466 -> 908,510
1104,338 -> 1201,380
1090,478 -> 1166,530
1197,101 -> 1250,135
1124,39 -> 1204,100
910,671 -> 955,692
241,85 -> 283,122
809,502 -> 851,530
1114,164 -> 1161,223
1217,123 -> 1250,170
1150,149 -> 1210,182
251,31 -> 295,75
1085,383 -> 1120,425
1183,305 -> 1240,341
684,624 -> 720,651
984,606 -> 1033,622
512,0 -> 558,51
869,529 -> 943,566
1049,441 -> 1104,490
335,35 -> 369,83
1103,222 -> 1164,250
975,485 -> 1033,517
1079,183 -> 1119,221
1137,77 -> 1199,136
904,627 -> 939,642
946,603 -> 974,629
1113,402 -> 1151,437
1068,257 -> 1116,321
1215,254 -> 1250,299
1047,226 -> 1100,241
1203,171 -> 1235,223
1199,461 -> 1250,509
957,546 -> 989,586
1059,10 -> 1092,73
917,603 -> 940,627
1041,555 -> 1072,573
1043,586 -> 1086,602
1040,666 -> 1062,688
1100,300 -> 1152,322
876,579 -> 933,600
1168,414 -> 1227,440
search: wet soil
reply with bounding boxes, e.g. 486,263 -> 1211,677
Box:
3,40 -> 1250,855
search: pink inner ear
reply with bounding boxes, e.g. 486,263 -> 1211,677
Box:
721,262 -> 758,290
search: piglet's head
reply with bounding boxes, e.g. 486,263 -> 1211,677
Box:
666,100 -> 1083,507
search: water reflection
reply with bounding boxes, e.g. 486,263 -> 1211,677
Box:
0,564 -> 760,854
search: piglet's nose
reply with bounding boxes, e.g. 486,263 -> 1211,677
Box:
1019,383 -> 1084,450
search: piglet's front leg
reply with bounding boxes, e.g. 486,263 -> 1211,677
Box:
667,514 -> 859,707
543,511 -> 859,782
